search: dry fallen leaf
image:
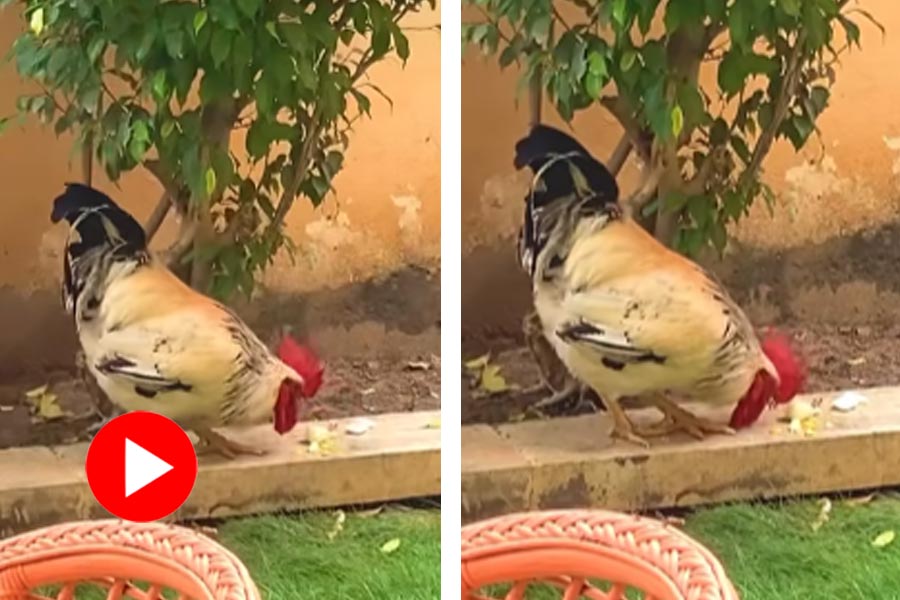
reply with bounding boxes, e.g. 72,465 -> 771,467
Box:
405,361 -> 431,371
846,493 -> 877,507
25,385 -> 48,399
872,530 -> 895,548
380,538 -> 401,554
356,505 -> 385,518
327,510 -> 346,541
811,498 -> 832,531
25,385 -> 65,421
480,364 -> 510,394
0,405 -> 14,413
464,353 -> 490,371
847,357 -> 867,366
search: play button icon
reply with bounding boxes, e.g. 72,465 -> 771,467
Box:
86,411 -> 197,522
125,438 -> 173,497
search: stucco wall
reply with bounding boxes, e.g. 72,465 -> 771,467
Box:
0,5 -> 441,379
461,0 -> 900,343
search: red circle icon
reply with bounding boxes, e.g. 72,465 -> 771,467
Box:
85,411 -> 198,522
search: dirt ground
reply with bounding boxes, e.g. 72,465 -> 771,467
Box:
0,353 -> 440,449
462,321 -> 900,425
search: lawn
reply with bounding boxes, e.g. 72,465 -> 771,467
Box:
685,495 -> 900,599
218,507 -> 440,600
472,495 -> 900,599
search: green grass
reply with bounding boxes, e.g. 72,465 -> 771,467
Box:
472,496 -> 900,599
684,497 -> 900,599
218,508 -> 440,600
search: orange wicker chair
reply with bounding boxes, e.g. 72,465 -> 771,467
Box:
0,520 -> 260,600
462,510 -> 739,600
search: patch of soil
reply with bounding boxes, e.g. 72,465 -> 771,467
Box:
0,353 -> 440,450
462,321 -> 900,425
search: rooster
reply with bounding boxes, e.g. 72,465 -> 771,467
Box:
52,183 -> 324,458
515,125 -> 805,446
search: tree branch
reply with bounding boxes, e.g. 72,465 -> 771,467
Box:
738,32 -> 807,192
266,121 -> 321,237
143,191 -> 171,243
143,159 -> 185,211
607,134 -> 632,176
599,95 -> 651,162
622,162 -> 664,217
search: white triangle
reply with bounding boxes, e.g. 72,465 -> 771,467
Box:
125,438 -> 174,497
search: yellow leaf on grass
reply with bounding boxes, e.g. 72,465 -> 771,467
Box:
480,365 -> 509,394
327,510 -> 346,541
872,530 -> 895,548
380,538 -> 401,554
811,498 -> 832,532
846,493 -> 877,507
464,353 -> 490,371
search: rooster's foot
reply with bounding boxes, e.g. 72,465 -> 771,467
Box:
603,398 -> 651,448
641,398 -> 735,440
532,379 -> 582,410
195,428 -> 265,459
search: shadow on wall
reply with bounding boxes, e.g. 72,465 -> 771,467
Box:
461,217 -> 900,354
0,266 -> 440,382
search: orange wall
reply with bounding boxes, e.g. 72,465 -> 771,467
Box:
462,0 -> 900,254
0,3 -> 441,294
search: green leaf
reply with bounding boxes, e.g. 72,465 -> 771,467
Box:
728,0 -> 750,48
717,49 -> 745,96
837,15 -> 860,48
205,167 -> 217,196
194,9 -> 208,34
677,83 -> 706,128
620,50 -> 637,72
161,120 -> 176,139
665,0 -> 704,31
710,218 -> 728,253
665,190 -> 690,212
671,105 -> 684,137
151,71 -> 169,102
802,1 -> 829,50
731,135 -> 751,164
236,0 -> 261,18
585,72 -> 604,100
211,29 -> 232,67
255,76 -> 274,116
351,89 -> 371,115
393,27 -> 410,62
778,0 -> 801,17
280,23 -> 307,51
164,29 -> 185,59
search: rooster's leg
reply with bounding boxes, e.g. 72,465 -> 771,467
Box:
194,428 -> 266,459
523,310 -> 583,406
601,395 -> 651,448
637,396 -> 735,440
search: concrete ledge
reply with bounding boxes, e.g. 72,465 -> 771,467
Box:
462,387 -> 900,522
0,410 -> 440,536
